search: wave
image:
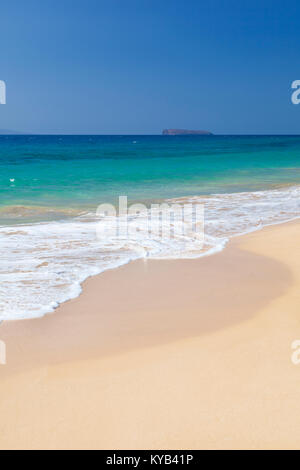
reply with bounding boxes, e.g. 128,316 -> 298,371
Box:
0,185 -> 300,320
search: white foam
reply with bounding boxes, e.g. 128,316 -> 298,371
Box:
0,185 -> 299,320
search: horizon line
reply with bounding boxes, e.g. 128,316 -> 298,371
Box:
1,133 -> 300,137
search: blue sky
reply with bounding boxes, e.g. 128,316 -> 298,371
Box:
1,0 -> 300,134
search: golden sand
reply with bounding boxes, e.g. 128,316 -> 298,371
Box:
0,221 -> 299,449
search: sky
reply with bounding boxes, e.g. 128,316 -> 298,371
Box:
1,0 -> 300,134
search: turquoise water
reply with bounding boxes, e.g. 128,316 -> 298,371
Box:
1,135 -> 300,320
1,135 -> 300,223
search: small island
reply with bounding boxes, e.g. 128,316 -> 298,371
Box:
162,129 -> 213,135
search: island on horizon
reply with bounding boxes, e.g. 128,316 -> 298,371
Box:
162,129 -> 213,136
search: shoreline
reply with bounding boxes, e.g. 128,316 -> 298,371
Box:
0,220 -> 296,353
1,183 -> 300,321
0,220 -> 299,449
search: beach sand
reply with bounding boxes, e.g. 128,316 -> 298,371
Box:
0,220 -> 299,450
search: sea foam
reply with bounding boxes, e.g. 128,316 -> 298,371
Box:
0,185 -> 299,320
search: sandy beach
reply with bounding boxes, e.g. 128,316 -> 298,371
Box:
0,220 -> 299,450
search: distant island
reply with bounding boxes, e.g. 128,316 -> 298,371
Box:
162,129 -> 213,136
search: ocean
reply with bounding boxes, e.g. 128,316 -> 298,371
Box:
1,134 -> 300,320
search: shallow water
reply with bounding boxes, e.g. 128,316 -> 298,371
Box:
0,135 -> 300,319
